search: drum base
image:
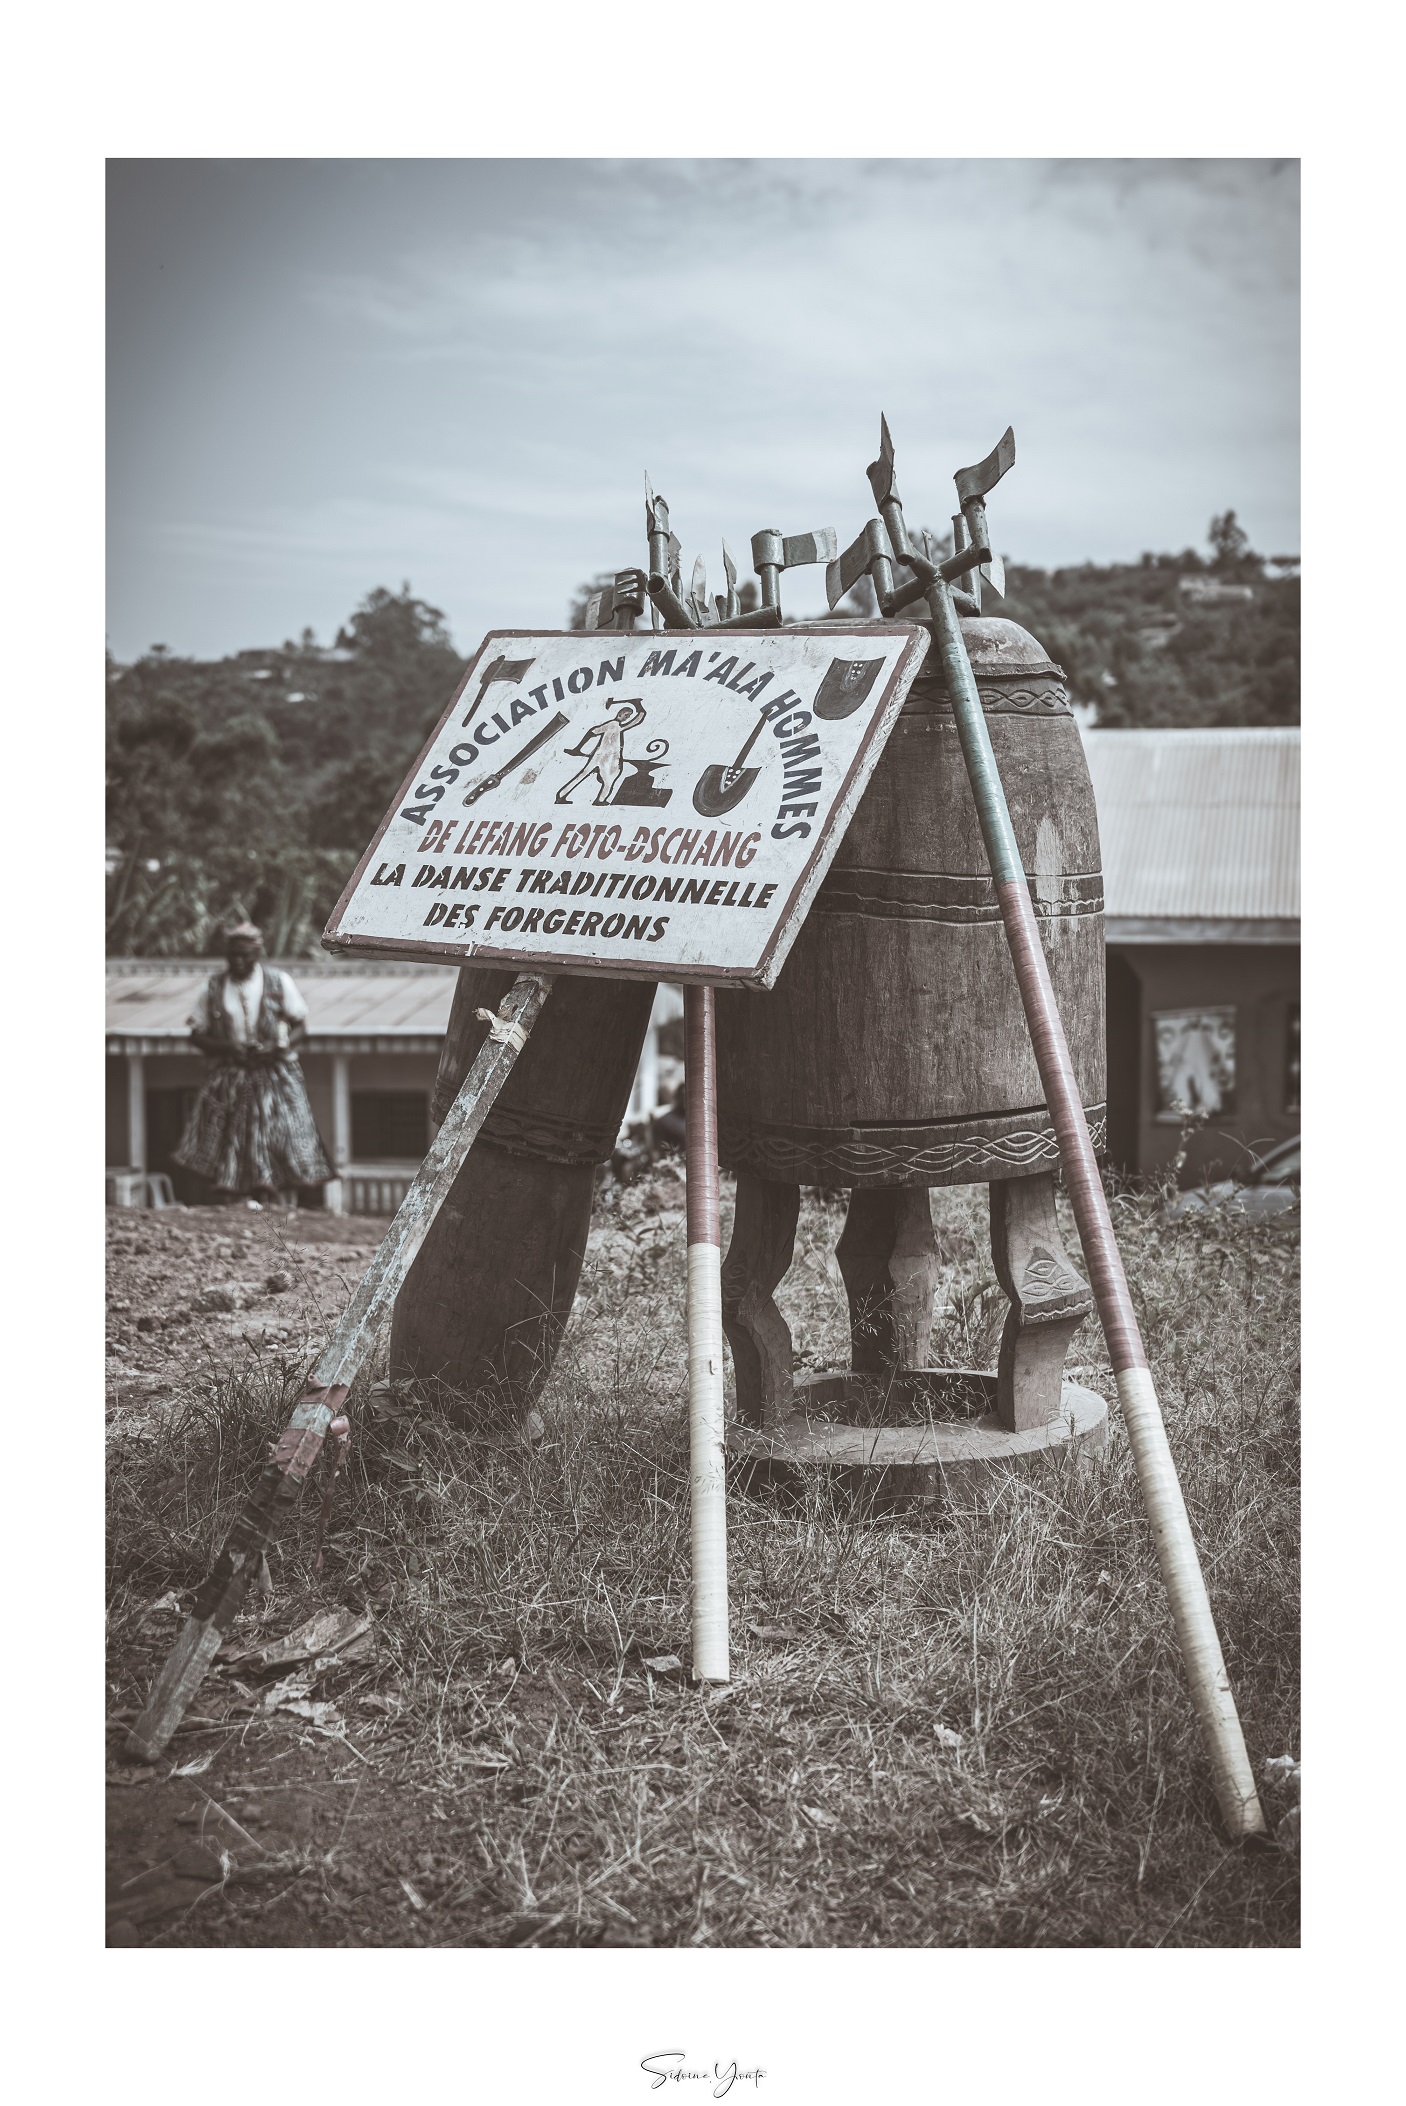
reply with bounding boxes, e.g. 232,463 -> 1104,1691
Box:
727,1369 -> 1108,1502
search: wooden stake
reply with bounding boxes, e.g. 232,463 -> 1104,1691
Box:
685,983 -> 730,1684
125,972 -> 555,1764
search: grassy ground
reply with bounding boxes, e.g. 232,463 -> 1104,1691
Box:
106,1172 -> 1299,1947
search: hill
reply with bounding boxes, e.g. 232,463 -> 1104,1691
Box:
106,523 -> 1299,955
999,545 -> 1298,731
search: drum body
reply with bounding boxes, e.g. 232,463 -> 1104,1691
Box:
716,617 -> 1106,1187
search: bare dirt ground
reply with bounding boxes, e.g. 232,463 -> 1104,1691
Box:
105,1177 -> 1300,1949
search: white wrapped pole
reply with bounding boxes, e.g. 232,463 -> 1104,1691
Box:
685,983 -> 730,1684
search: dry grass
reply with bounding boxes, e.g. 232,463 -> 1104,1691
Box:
106,1173 -> 1299,1947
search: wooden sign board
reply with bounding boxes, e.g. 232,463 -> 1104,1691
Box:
324,624 -> 929,989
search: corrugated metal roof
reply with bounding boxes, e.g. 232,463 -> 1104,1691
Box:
1082,728 -> 1299,923
106,957 -> 459,1043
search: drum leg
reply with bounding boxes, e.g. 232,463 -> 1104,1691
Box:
837,1187 -> 940,1374
988,1172 -> 1095,1432
720,1172 -> 799,1430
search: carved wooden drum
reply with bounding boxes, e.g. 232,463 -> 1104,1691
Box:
715,617 -> 1106,1186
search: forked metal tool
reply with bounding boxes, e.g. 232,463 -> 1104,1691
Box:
856,415 -> 1267,1843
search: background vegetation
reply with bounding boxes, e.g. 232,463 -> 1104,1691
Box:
105,516 -> 1298,956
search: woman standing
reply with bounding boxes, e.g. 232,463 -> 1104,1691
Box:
174,921 -> 333,1205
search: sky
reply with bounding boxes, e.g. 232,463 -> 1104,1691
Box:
107,159 -> 1299,662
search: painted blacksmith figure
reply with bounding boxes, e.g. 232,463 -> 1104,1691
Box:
174,921 -> 333,1205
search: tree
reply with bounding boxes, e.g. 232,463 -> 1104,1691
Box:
106,585 -> 467,956
1208,510 -> 1253,571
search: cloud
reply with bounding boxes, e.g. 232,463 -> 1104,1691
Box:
107,159 -> 1299,659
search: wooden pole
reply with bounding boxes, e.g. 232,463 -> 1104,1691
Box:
127,1053 -> 146,1182
925,578 -> 1267,1840
685,983 -> 730,1684
126,972 -> 555,1763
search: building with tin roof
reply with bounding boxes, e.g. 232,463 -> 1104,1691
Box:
107,729 -> 1298,1206
106,956 -> 682,1213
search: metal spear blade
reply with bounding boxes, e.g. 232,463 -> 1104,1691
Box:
721,538 -> 738,593
867,412 -> 898,506
954,427 -> 1016,503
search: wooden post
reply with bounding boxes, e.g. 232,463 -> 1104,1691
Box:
326,1051 -> 351,1215
685,984 -> 729,1684
127,1053 -> 146,1182
126,973 -> 554,1763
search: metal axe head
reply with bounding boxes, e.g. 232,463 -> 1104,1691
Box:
826,518 -> 893,610
780,528 -> 838,570
954,427 -> 1015,505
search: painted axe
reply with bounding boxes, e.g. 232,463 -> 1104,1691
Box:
461,654 -> 537,728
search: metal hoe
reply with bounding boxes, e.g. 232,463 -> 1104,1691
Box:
853,417 -> 1266,1840
126,975 -> 556,1762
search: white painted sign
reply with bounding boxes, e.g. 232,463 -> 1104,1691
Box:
324,624 -> 929,988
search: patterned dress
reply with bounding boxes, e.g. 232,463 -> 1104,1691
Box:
174,966 -> 333,1194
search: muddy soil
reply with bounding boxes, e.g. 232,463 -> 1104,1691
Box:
106,1203 -> 385,1420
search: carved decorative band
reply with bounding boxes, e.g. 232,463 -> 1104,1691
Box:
816,866 -> 1105,924
902,680 -> 1071,718
482,1103 -> 619,1165
719,1109 -> 1108,1188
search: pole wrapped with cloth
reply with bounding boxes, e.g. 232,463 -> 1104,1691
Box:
127,972 -> 556,1762
685,985 -> 730,1684
874,431 -> 1266,1839
930,590 -> 1265,1832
